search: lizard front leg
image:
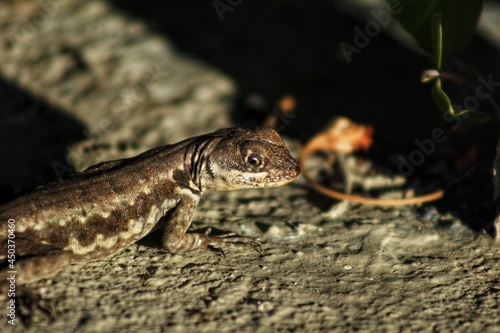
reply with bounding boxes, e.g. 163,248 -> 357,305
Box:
161,193 -> 262,256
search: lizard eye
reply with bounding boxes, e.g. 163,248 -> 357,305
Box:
246,153 -> 264,168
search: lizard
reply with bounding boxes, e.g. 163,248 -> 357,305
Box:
0,127 -> 300,286
300,117 -> 444,206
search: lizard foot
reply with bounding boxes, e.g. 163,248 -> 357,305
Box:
164,228 -> 263,256
202,228 -> 263,256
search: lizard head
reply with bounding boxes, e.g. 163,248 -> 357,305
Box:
200,127 -> 301,191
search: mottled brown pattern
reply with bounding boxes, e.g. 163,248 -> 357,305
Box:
0,127 -> 300,283
173,169 -> 199,195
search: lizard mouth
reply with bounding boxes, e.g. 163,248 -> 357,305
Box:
239,165 -> 301,188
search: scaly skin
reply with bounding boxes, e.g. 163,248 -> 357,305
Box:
0,127 -> 300,284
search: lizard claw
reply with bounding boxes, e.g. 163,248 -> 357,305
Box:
167,229 -> 263,255
202,230 -> 263,255
208,234 -> 263,254
207,245 -> 226,257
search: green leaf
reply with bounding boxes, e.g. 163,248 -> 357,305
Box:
432,78 -> 490,123
449,110 -> 490,124
391,0 -> 484,57
464,111 -> 491,124
431,78 -> 452,113
431,13 -> 442,70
